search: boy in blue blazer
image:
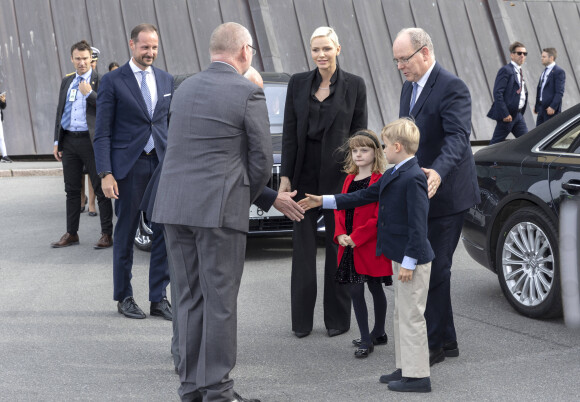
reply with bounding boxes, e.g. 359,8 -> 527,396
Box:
299,118 -> 434,392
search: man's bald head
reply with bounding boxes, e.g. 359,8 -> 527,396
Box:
210,22 -> 252,57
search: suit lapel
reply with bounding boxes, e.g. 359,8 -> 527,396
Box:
411,63 -> 440,117
121,63 -> 151,120
400,82 -> 412,117
380,158 -> 418,192
59,75 -> 75,110
323,70 -> 347,134
295,70 -> 315,142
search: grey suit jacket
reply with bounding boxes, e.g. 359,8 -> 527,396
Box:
152,62 -> 272,233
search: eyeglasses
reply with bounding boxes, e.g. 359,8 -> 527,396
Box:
393,45 -> 425,66
247,44 -> 257,56
512,51 -> 528,56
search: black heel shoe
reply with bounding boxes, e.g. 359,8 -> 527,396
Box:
354,343 -> 374,358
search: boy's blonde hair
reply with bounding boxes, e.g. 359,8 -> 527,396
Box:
381,118 -> 420,155
342,129 -> 387,175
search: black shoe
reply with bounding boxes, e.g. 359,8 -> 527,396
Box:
388,377 -> 431,393
1,156 -> 13,163
353,333 -> 388,347
150,297 -> 172,321
379,369 -> 402,384
443,340 -> 459,357
294,331 -> 311,338
429,348 -> 445,366
88,211 -> 98,217
232,391 -> 260,402
327,328 -> 348,337
117,296 -> 146,319
354,343 -> 374,358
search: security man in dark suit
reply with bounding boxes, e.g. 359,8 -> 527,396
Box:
51,40 -> 113,249
393,27 -> 480,366
487,41 -> 529,144
534,47 -> 566,126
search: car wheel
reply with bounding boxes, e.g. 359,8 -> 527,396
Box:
134,212 -> 153,252
495,206 -> 562,318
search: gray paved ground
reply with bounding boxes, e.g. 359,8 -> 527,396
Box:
1,163 -> 580,401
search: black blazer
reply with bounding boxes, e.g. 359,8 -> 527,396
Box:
53,72 -> 100,151
281,68 -> 367,194
335,157 -> 435,265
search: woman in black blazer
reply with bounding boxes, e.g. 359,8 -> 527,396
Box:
280,26 -> 367,338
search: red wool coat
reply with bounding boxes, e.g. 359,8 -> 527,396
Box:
334,172 -> 393,277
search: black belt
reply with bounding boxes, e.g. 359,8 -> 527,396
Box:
518,108 -> 525,114
64,130 -> 89,137
140,149 -> 156,157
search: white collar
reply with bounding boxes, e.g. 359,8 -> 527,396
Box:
76,68 -> 92,81
129,58 -> 153,75
416,61 -> 436,88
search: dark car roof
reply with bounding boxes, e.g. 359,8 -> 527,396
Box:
475,103 -> 580,163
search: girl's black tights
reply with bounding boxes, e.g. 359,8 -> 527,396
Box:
349,281 -> 387,347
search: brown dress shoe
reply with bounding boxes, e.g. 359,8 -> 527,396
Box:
51,233 -> 79,248
94,233 -> 113,249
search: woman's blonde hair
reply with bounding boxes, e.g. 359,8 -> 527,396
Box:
310,26 -> 340,47
342,129 -> 387,175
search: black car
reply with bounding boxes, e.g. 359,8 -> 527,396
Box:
134,71 -> 296,251
462,104 -> 580,318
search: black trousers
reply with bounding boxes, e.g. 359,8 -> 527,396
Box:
291,208 -> 351,333
425,211 -> 466,350
61,133 -> 113,235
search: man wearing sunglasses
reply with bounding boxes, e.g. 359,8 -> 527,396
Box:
487,41 -> 529,144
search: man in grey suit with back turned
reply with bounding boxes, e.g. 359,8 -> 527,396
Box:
152,22 -> 271,402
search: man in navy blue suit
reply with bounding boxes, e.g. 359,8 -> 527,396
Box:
93,23 -> 172,320
487,41 -> 529,144
534,47 -> 566,126
393,27 -> 480,366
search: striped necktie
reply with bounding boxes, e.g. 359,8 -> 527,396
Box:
140,70 -> 155,153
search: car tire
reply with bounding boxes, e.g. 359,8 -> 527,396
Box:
134,212 -> 153,252
495,206 -> 562,318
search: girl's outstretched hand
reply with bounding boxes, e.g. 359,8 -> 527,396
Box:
298,193 -> 322,211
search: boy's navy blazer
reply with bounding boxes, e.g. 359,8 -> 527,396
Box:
335,157 -> 434,265
487,63 -> 528,121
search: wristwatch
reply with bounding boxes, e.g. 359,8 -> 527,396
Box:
98,171 -> 112,179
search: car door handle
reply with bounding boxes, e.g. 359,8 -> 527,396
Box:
562,180 -> 580,193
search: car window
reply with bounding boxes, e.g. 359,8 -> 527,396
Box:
264,83 -> 287,153
544,122 -> 580,153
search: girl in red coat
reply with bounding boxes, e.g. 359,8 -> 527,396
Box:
334,129 -> 393,358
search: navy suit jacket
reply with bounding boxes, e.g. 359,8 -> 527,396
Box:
335,157 -> 434,265
535,64 -> 565,114
93,62 -> 174,180
487,63 -> 528,120
400,62 -> 480,218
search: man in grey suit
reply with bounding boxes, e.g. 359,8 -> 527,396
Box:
152,22 -> 271,402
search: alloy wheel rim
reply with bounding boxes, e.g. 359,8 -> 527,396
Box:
501,221 -> 555,307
